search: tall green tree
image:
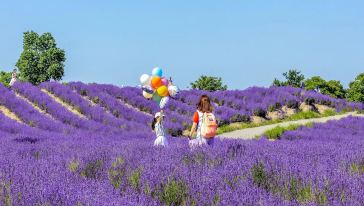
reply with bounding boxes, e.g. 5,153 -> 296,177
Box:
272,69 -> 305,88
190,75 -> 227,91
347,73 -> 364,102
0,71 -> 12,87
16,31 -> 66,85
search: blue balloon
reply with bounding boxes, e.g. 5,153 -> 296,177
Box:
152,67 -> 163,77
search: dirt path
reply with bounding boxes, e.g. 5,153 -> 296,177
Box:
117,99 -> 153,117
41,89 -> 86,119
15,93 -> 55,120
219,112 -> 364,139
0,105 -> 23,123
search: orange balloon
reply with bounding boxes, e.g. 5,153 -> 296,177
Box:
157,85 -> 169,97
151,76 -> 163,89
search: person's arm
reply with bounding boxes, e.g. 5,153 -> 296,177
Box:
189,122 -> 197,138
189,112 -> 199,139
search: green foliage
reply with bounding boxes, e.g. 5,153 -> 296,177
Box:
68,159 -> 80,173
264,124 -> 301,140
304,76 -> 346,99
156,178 -> 189,206
273,69 -> 305,88
251,162 -> 330,204
324,80 -> 346,99
349,162 -> 364,175
272,78 -> 283,87
190,75 -> 227,91
286,111 -> 320,120
108,157 -> 127,190
80,159 -> 103,179
16,31 -> 66,85
251,162 -> 269,189
128,168 -> 142,192
347,73 -> 364,103
0,71 -> 12,87
0,180 -> 12,206
304,76 -> 326,91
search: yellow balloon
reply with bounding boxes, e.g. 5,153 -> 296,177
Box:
142,91 -> 153,99
156,85 -> 169,97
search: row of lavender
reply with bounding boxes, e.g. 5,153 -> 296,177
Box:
3,81 -> 363,138
1,113 -> 364,205
94,83 -> 364,134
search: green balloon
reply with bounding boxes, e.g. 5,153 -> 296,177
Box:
152,93 -> 162,104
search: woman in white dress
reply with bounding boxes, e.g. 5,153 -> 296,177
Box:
9,69 -> 17,87
151,111 -> 168,147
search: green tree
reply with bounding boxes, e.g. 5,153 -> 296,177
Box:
16,31 -> 66,85
283,70 -> 305,87
323,80 -> 346,99
304,76 -> 326,90
272,78 -> 283,87
304,76 -> 346,99
347,73 -> 364,102
272,69 -> 305,88
0,71 -> 12,87
190,75 -> 227,91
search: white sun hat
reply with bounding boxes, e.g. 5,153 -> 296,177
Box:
154,112 -> 165,118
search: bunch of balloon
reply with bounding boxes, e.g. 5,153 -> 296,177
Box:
139,67 -> 179,109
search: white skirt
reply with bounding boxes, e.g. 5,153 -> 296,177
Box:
154,136 -> 168,147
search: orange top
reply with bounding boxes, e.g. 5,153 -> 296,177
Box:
192,111 -> 199,123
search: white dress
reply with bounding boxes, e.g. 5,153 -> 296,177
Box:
9,78 -> 16,86
9,73 -> 17,86
154,121 -> 168,147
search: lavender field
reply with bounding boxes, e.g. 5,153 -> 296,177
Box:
1,82 -> 364,205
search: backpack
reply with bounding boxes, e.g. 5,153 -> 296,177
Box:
201,112 -> 218,138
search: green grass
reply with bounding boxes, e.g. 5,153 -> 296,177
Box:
263,123 -> 312,140
217,110 -> 338,135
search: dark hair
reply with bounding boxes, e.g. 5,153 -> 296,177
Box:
197,95 -> 213,113
151,118 -> 157,131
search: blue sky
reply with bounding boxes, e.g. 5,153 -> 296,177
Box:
0,1 -> 363,89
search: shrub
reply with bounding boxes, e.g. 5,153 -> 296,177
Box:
287,100 -> 299,109
253,108 -> 266,118
229,114 -> 250,123
304,97 -> 315,105
268,102 -> 282,112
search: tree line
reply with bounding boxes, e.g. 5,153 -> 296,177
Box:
272,69 -> 364,103
0,31 -> 363,103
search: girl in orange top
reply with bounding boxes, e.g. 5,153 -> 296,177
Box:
188,95 -> 215,146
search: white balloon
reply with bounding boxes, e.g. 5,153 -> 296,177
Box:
141,86 -> 154,94
159,96 -> 169,109
143,91 -> 153,99
140,74 -> 150,85
168,85 -> 179,98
